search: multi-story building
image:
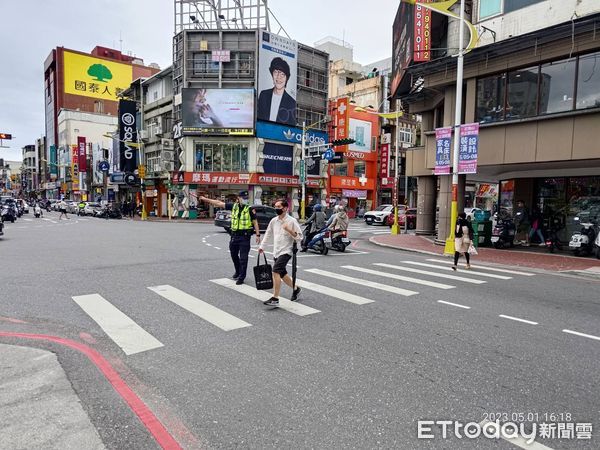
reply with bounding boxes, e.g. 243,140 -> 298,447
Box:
394,0 -> 600,241
170,0 -> 329,217
21,145 -> 36,193
43,45 -> 160,199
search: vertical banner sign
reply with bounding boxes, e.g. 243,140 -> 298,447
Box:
71,145 -> 80,190
49,145 -> 58,176
334,97 -> 350,150
414,0 -> 432,62
458,123 -> 479,174
77,136 -> 87,172
118,100 -> 138,173
380,144 -> 390,178
434,127 -> 452,175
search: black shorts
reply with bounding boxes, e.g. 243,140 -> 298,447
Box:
60,208 -> 67,213
272,253 -> 292,277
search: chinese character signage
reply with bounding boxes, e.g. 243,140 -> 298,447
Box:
71,145 -> 80,190
435,127 -> 452,175
334,97 -> 349,143
380,144 -> 390,178
63,50 -> 132,101
414,0 -> 432,62
49,145 -> 58,177
181,88 -> 254,136
77,136 -> 87,173
118,100 -> 138,173
458,123 -> 479,174
211,50 -> 231,62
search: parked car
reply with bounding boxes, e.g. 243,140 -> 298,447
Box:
215,205 -> 278,232
364,204 -> 395,225
66,201 -> 79,214
51,200 -> 62,211
83,202 -> 103,217
386,207 -> 417,229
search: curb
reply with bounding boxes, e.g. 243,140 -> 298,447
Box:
368,236 -> 445,257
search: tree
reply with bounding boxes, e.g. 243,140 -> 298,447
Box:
87,64 -> 113,82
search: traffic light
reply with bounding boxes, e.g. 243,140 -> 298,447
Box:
331,138 -> 356,147
0,133 -> 12,140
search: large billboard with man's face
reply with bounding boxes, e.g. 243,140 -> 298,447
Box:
257,30 -> 298,126
182,88 -> 254,136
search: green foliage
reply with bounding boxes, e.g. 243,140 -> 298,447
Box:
87,64 -> 113,82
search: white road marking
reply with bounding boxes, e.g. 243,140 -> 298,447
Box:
437,300 -> 471,309
562,329 -> 600,342
305,268 -> 418,297
402,261 -> 512,280
343,265 -> 455,290
479,420 -> 554,450
499,315 -> 538,325
148,285 -> 252,331
374,263 -> 486,284
427,259 -> 535,276
23,218 -> 33,222
206,243 -> 212,247
72,294 -> 164,355
213,246 -> 221,250
296,280 -> 374,305
42,218 -> 58,224
211,278 -> 320,316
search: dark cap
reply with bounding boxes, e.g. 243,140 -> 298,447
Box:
238,191 -> 249,198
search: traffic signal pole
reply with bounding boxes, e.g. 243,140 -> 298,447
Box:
301,121 -> 306,220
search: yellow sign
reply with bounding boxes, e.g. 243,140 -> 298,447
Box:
138,165 -> 146,179
63,50 -> 133,101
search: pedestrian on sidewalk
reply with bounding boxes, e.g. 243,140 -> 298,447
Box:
259,199 -> 303,306
58,199 -> 69,220
200,191 -> 260,285
514,200 -> 531,246
529,206 -> 545,246
452,212 -> 474,271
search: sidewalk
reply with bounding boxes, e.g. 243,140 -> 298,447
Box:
370,234 -> 600,273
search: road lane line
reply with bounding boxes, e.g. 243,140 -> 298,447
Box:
72,294 -> 164,355
305,269 -> 418,297
562,329 -> 600,342
374,263 -> 486,284
437,300 -> 471,309
499,315 -> 538,325
148,285 -> 252,331
213,246 -> 221,250
426,259 -> 536,276
402,261 -> 512,280
343,265 -> 455,289
296,280 -> 374,305
479,420 -> 553,449
211,278 -> 320,316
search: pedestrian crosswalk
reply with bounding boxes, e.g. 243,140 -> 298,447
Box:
71,258 -> 537,356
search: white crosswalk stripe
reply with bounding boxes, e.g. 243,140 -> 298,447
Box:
211,278 -> 320,316
342,265 -> 455,289
72,294 -> 164,355
305,268 -> 419,297
401,261 -> 512,280
426,259 -> 536,276
373,263 -> 487,284
148,285 -> 252,331
295,279 -> 374,305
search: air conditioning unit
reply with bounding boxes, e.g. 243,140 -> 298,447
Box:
161,139 -> 172,149
139,130 -> 148,140
162,161 -> 174,172
154,124 -> 163,136
161,150 -> 174,161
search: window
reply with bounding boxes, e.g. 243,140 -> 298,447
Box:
476,74 -> 506,123
504,0 -> 544,14
576,51 -> 600,110
333,163 -> 347,176
353,161 -> 366,178
479,0 -> 502,19
539,58 -> 576,114
195,143 -> 248,172
506,66 -> 538,119
399,128 -> 414,145
192,53 -> 219,76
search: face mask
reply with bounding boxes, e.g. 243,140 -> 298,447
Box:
275,208 -> 284,216
239,198 -> 247,205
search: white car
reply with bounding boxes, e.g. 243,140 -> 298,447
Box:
464,207 -> 483,221
82,202 -> 102,216
364,204 -> 396,225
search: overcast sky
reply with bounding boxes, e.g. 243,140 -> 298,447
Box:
0,0 -> 398,161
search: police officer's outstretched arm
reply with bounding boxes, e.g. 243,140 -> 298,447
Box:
199,196 -> 226,209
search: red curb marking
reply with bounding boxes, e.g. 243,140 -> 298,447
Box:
0,332 -> 182,450
0,317 -> 28,324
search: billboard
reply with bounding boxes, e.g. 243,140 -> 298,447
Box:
118,100 -> 138,173
435,127 -> 452,175
348,118 -> 373,153
458,123 -> 479,174
391,2 -> 414,97
63,50 -> 133,102
257,30 -> 298,126
256,121 -> 328,146
414,0 -> 432,62
182,88 -> 254,136
263,142 -> 293,175
77,136 -> 87,172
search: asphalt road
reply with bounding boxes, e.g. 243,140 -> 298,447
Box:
1,211 -> 599,449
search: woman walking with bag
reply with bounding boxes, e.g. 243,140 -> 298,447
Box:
452,212 -> 475,271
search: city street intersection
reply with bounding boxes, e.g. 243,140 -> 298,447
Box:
1,214 -> 599,449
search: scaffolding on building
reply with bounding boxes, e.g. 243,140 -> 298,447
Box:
174,0 -> 289,36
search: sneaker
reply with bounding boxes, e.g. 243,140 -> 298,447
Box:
465,264 -> 471,270
235,278 -> 244,285
451,266 -> 457,271
263,297 -> 279,307
291,287 -> 301,301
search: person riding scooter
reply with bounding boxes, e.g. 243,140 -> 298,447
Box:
301,204 -> 327,252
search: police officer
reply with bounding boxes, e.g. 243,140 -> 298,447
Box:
200,191 -> 260,285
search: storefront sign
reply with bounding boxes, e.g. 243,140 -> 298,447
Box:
434,127 -> 452,175
77,136 -> 87,172
331,175 -> 375,190
211,50 -> 230,62
256,121 -> 328,146
342,189 -> 367,198
71,145 -> 80,190
458,123 -> 479,174
171,171 -> 321,187
118,99 -> 138,173
380,144 -> 390,178
334,97 -> 350,145
414,0 -> 432,61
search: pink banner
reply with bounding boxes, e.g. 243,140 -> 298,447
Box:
434,127 -> 452,175
380,144 -> 390,178
458,123 -> 479,174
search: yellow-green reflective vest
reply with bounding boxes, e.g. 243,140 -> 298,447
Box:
231,203 -> 252,231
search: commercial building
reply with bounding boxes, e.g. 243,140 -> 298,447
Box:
21,145 -> 37,193
43,45 -> 160,199
393,0 -> 600,241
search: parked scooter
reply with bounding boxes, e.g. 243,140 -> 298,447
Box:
544,215 -> 564,253
568,218 -> 597,257
325,229 -> 351,252
491,217 -> 516,249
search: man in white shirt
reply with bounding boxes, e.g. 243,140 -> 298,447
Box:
258,199 -> 303,306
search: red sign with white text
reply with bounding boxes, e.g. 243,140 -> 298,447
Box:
334,97 -> 350,146
330,175 -> 375,191
171,171 -> 321,187
414,0 -> 432,62
77,136 -> 87,172
380,144 -> 390,178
